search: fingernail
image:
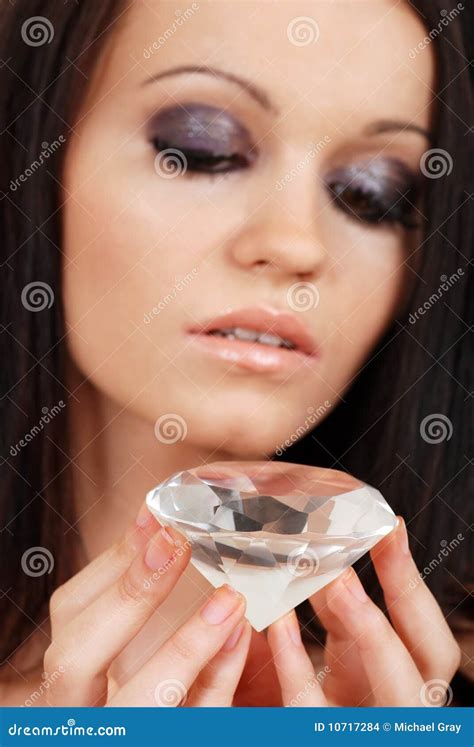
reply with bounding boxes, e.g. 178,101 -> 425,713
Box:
144,528 -> 176,570
222,621 -> 245,651
200,584 -> 243,625
284,612 -> 303,647
136,501 -> 155,528
396,516 -> 410,555
341,568 -> 369,604
161,525 -> 183,547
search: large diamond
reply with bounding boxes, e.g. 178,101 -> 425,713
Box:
145,461 -> 397,631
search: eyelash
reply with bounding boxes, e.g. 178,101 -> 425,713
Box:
152,138 -> 420,230
327,181 -> 420,230
152,137 -> 251,174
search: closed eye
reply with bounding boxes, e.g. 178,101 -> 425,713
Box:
152,137 -> 253,174
326,159 -> 423,230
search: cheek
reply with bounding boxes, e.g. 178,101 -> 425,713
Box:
61,132 -> 186,398
60,131 -> 243,420
320,226 -> 406,392
60,123 -> 248,365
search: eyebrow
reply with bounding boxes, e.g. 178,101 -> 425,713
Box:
143,66 -> 432,142
142,64 -> 278,113
365,119 -> 432,142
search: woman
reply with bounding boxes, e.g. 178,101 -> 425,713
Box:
0,0 -> 472,706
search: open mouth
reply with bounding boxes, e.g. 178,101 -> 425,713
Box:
204,326 -> 297,351
186,305 -> 320,374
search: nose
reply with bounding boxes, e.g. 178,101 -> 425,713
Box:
228,179 -> 327,280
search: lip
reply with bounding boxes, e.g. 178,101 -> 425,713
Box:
186,305 -> 321,375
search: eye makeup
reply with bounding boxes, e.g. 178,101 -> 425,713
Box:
147,101 -> 423,230
147,102 -> 257,174
325,158 -> 422,230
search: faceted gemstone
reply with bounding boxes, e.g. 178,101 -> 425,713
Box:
145,461 -> 397,631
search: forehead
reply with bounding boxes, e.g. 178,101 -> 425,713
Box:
94,0 -> 435,135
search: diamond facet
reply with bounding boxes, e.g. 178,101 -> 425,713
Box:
145,461 -> 397,631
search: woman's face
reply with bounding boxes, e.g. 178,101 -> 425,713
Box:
62,0 -> 433,458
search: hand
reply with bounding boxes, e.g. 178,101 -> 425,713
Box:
266,516 -> 462,706
42,504 -> 251,706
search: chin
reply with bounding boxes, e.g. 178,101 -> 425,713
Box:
188,410 -> 295,461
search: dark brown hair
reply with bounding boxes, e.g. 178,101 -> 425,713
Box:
0,0 -> 472,697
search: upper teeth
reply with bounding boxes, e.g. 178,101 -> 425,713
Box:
208,327 -> 295,349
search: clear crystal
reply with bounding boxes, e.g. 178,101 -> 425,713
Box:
146,461 -> 397,631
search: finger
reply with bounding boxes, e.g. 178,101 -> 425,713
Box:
50,502 -> 162,633
108,584 -> 247,706
233,628 -> 283,707
267,610 -> 327,706
45,524 -> 191,706
309,583 -> 351,640
325,567 -> 424,706
309,583 -> 372,704
186,620 -> 252,706
370,516 -> 462,683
